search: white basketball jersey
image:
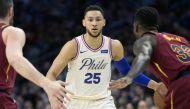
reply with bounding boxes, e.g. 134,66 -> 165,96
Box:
66,35 -> 112,100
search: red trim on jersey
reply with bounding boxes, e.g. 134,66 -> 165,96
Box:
72,38 -> 80,60
0,23 -> 9,30
82,34 -> 105,52
109,38 -> 112,58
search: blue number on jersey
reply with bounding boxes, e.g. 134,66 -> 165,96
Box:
170,44 -> 190,63
84,73 -> 101,84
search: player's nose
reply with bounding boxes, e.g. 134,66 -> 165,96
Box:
92,20 -> 98,26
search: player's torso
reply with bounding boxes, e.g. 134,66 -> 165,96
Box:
66,35 -> 112,99
0,23 -> 16,93
148,32 -> 190,86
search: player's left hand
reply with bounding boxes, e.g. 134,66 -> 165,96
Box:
108,77 -> 132,90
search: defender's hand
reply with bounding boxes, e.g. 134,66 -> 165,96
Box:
109,77 -> 132,90
155,82 -> 168,98
43,80 -> 74,109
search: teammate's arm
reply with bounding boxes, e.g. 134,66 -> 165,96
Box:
111,39 -> 159,90
46,39 -> 77,80
3,26 -> 72,109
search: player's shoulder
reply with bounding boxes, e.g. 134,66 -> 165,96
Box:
133,34 -> 157,53
111,39 -> 123,47
68,39 -> 77,45
2,26 -> 25,41
4,26 -> 24,33
63,38 -> 77,50
60,39 -> 78,58
139,33 -> 157,46
111,39 -> 124,53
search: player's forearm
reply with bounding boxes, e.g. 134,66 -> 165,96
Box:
46,64 -> 63,81
46,60 -> 67,81
9,55 -> 50,88
46,71 -> 57,81
114,57 -> 151,86
127,54 -> 150,80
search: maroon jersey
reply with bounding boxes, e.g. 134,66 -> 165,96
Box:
0,23 -> 16,94
148,32 -> 190,87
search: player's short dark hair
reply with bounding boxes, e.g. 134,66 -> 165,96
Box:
134,7 -> 159,29
84,5 -> 104,17
0,0 -> 13,18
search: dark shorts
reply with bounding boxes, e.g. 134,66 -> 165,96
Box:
0,93 -> 17,109
164,76 -> 190,109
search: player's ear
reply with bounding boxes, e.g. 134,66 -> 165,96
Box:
82,19 -> 86,27
136,23 -> 139,33
8,7 -> 14,18
103,19 -> 106,26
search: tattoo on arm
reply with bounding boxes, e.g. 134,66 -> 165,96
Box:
127,34 -> 156,79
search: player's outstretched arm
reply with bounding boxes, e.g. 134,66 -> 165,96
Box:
109,34 -> 157,90
3,26 -> 71,109
46,39 -> 77,80
127,34 -> 156,80
110,39 -> 158,90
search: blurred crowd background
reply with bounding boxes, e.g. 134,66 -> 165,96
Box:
12,0 -> 190,109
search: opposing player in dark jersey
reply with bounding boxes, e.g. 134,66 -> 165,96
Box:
109,7 -> 190,109
0,0 -> 73,109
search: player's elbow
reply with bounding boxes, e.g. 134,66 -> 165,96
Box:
7,54 -> 23,66
139,53 -> 151,63
143,55 -> 151,62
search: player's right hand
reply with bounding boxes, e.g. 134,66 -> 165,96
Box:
154,82 -> 167,98
109,77 -> 132,90
43,80 -> 74,109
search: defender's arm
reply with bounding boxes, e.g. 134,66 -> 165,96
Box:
112,39 -> 157,89
127,34 -> 156,81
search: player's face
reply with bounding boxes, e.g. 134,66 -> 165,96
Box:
83,11 -> 105,37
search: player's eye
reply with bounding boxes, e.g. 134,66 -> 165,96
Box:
88,19 -> 93,22
96,18 -> 101,21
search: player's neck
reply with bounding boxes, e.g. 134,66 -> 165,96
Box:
140,29 -> 158,37
84,33 -> 103,49
0,19 -> 9,25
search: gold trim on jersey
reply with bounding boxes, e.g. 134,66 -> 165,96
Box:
5,64 -> 11,82
171,91 -> 174,109
153,62 -> 168,78
163,34 -> 181,42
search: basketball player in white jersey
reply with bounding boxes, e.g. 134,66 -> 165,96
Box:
46,5 -> 163,109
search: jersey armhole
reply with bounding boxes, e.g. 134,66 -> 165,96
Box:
1,25 -> 10,45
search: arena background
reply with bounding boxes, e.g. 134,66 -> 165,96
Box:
13,0 -> 190,109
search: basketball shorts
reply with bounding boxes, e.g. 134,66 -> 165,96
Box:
0,93 -> 17,109
164,76 -> 190,109
66,96 -> 116,109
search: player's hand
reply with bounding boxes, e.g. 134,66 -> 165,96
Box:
109,77 -> 132,90
43,80 -> 74,109
49,95 -> 66,109
154,82 -> 167,98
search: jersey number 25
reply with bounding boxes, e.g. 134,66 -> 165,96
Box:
84,73 -> 101,84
